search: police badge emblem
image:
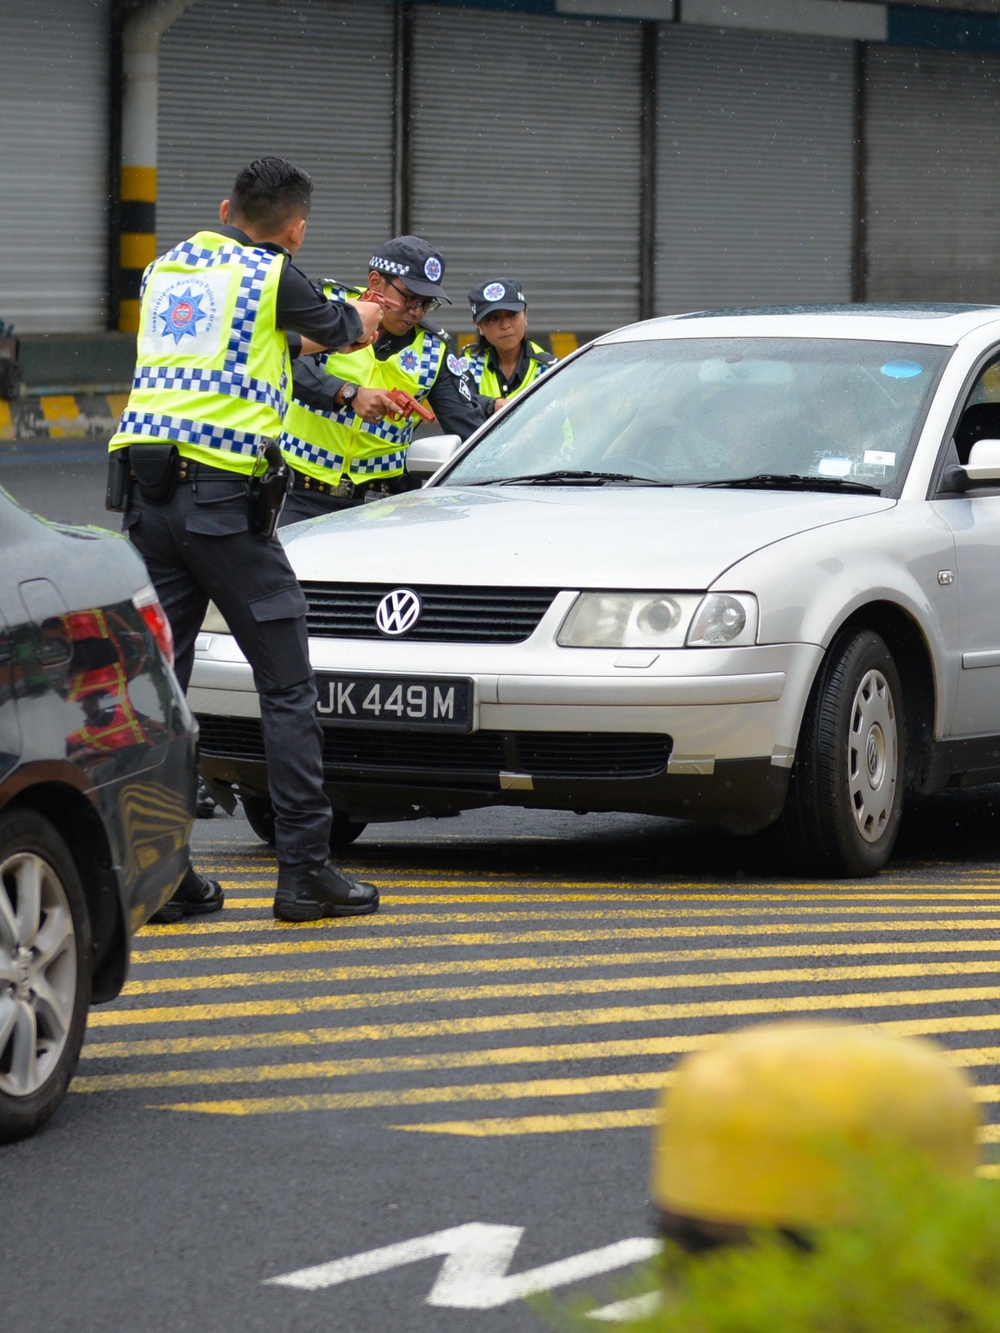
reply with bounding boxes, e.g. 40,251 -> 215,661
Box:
399,348 -> 420,373
483,282 -> 506,301
447,353 -> 467,377
424,255 -> 443,283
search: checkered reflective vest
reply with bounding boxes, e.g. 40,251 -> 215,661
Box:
109,230 -> 290,476
464,340 -> 555,401
279,281 -> 446,485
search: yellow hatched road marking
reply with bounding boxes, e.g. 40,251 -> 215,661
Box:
117,957 -> 1000,1000
215,888 -> 1000,904
137,902 -> 1000,939
156,1071 -> 674,1115
129,926 -> 1000,969
82,1005 -> 1000,1062
88,981 -> 1000,1030
72,1040 -> 1000,1096
395,1110 -> 660,1135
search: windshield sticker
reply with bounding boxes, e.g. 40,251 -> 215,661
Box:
880,360 -> 923,379
863,449 -> 896,467
818,457 -> 853,478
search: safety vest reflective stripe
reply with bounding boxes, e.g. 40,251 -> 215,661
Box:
116,409 -> 264,458
350,450 -> 407,477
279,432 -> 346,474
467,342 -> 553,400
131,366 -> 285,416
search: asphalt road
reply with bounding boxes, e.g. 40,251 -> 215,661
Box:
3,441 -> 1000,1331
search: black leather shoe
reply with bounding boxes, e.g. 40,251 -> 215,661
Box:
273,860 -> 379,922
150,868 -> 225,924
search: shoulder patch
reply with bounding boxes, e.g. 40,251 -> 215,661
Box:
446,353 -> 468,377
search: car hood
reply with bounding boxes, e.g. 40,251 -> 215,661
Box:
282,485 -> 895,588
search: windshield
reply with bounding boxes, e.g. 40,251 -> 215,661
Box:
444,337 -> 949,494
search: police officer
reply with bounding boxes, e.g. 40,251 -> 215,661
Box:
465,278 -> 556,417
108,157 -> 383,924
278,235 -> 486,524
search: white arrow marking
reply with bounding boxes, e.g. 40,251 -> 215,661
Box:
265,1222 -> 660,1310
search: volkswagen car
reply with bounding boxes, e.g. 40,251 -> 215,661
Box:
190,305 -> 1000,877
1,489 -> 196,1140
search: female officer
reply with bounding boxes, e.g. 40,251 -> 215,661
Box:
465,278 -> 556,416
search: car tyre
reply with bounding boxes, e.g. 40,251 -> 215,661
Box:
0,810 -> 91,1143
240,794 -> 367,851
779,628 -> 905,878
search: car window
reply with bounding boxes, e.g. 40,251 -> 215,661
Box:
444,337 -> 949,494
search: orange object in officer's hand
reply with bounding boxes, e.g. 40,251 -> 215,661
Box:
386,389 -> 436,423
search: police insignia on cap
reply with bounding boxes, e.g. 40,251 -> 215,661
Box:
446,353 -> 467,377
483,282 -> 506,301
424,256 -> 443,283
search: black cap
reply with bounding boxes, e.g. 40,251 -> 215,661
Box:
468,278 -> 526,323
368,235 -> 451,303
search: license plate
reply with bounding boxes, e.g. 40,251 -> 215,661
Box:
314,673 -> 474,732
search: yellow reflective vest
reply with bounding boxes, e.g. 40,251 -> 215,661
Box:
464,339 -> 556,401
109,230 -> 291,476
279,282 -> 447,486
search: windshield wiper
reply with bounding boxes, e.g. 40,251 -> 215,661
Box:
699,473 -> 881,495
481,470 -> 674,487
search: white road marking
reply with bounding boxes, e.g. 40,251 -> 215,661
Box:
265,1222 -> 660,1309
589,1291 -> 662,1321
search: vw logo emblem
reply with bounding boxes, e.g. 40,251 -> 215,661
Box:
376,588 -> 422,636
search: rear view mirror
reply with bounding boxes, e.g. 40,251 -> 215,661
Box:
405,434 -> 462,480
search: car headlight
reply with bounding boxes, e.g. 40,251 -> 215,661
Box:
557,591 -> 757,648
200,601 -> 232,635
686,593 -> 758,647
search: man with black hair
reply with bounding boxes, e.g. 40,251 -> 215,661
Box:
109,156 -> 384,923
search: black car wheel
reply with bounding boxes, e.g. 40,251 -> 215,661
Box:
780,628 -> 904,877
0,810 -> 91,1143
240,794 -> 367,851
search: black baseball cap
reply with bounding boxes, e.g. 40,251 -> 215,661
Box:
368,235 -> 451,303
468,278 -> 526,323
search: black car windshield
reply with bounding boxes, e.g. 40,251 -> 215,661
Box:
443,337 -> 949,494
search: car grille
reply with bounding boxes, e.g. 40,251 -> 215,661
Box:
300,582 -> 558,643
196,715 -> 671,781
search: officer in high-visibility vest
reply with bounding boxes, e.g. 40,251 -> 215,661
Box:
108,156 -> 383,924
278,235 -> 486,525
464,277 -> 556,418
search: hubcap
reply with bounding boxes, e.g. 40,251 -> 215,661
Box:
847,668 -> 898,844
0,851 -> 77,1098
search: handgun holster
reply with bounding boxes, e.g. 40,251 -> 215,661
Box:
248,440 -> 292,538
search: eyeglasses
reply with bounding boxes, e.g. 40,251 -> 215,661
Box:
383,276 -> 441,315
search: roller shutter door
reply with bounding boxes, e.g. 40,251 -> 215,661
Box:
656,27 -> 855,314
158,0 -> 395,284
0,0 -> 109,333
865,46 -> 1000,303
408,7 -> 643,336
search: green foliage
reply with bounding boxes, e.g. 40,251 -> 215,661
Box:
553,1160 -> 1000,1333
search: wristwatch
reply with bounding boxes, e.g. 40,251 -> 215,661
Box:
340,382 -> 360,411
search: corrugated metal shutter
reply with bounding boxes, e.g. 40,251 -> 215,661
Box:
656,27 -> 855,313
0,0 -> 109,333
408,7 -> 643,335
158,0 -> 395,284
865,46 -> 1000,303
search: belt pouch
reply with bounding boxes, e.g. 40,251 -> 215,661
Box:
130,444 -> 180,504
105,448 -> 131,512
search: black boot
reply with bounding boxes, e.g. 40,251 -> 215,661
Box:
150,867 -> 225,924
273,859 -> 379,922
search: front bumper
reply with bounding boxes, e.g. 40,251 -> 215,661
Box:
190,633 -> 822,833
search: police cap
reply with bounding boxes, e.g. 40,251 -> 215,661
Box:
469,278 -> 526,324
368,236 -> 451,303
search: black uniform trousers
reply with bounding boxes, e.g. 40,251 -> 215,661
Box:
124,459 -> 331,866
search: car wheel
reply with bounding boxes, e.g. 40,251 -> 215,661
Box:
780,628 -> 904,877
240,794 -> 367,851
0,810 -> 91,1143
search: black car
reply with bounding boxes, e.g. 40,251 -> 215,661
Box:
0,487 -> 197,1141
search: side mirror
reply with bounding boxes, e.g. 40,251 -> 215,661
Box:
405,433 -> 462,481
962,438 -> 1000,485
